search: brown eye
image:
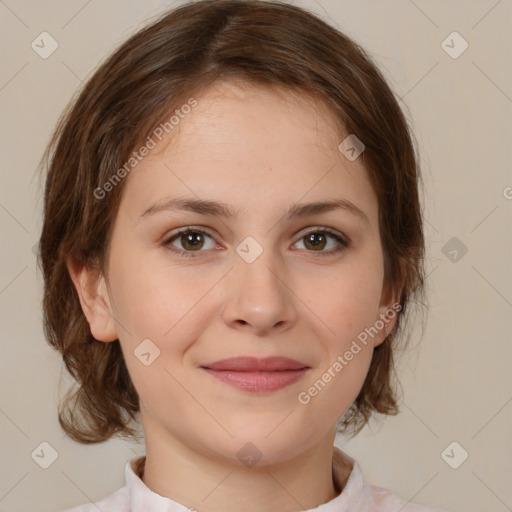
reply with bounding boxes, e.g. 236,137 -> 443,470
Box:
163,228 -> 217,257
294,228 -> 349,256
303,232 -> 328,251
180,231 -> 205,251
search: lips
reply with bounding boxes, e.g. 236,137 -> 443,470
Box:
202,356 -> 308,372
201,356 -> 310,392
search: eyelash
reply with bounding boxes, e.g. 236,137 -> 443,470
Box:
162,226 -> 349,258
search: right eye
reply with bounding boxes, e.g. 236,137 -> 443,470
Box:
162,227 -> 218,257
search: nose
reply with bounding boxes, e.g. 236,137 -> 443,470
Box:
221,247 -> 299,336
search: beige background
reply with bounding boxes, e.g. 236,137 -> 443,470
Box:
0,0 -> 511,511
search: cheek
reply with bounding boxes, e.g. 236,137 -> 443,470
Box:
110,254 -> 191,333
108,255 -> 219,371
310,255 -> 384,341
296,336 -> 374,432
315,253 -> 384,414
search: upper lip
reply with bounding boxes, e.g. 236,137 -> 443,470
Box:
201,356 -> 309,372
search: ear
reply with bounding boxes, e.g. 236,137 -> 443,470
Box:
66,256 -> 118,342
373,260 -> 407,347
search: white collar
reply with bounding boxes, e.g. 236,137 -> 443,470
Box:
125,446 -> 364,511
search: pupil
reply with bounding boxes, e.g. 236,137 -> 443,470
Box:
184,232 -> 202,250
307,233 -> 325,250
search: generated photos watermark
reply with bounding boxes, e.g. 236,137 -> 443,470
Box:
297,302 -> 402,405
93,97 -> 198,200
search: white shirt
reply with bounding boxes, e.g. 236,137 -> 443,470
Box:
62,447 -> 448,511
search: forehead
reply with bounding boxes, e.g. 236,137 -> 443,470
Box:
165,80 -> 344,156
117,80 -> 377,223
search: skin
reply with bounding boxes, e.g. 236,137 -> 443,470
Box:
68,80 -> 402,512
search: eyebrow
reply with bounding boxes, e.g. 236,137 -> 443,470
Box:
139,197 -> 370,225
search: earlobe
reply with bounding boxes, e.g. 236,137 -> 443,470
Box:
373,308 -> 398,347
65,256 -> 118,342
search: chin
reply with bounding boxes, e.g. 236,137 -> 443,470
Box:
208,426 -> 320,469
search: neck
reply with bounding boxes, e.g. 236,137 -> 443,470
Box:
140,420 -> 340,512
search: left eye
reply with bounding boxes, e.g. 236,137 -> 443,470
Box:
293,228 -> 348,254
163,228 -> 217,255
163,227 -> 348,257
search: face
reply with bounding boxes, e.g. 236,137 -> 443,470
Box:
73,81 -> 400,466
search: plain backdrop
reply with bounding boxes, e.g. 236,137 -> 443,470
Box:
0,1 -> 511,511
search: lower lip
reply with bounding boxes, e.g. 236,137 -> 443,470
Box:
202,368 -> 309,392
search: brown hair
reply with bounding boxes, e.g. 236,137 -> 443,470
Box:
38,0 -> 426,444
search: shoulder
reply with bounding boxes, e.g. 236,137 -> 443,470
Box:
57,456 -> 144,512
363,484 -> 449,511
58,485 -> 129,512
333,447 -> 449,511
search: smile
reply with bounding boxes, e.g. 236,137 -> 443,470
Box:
200,356 -> 310,393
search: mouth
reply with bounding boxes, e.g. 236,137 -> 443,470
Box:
200,356 -> 310,393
